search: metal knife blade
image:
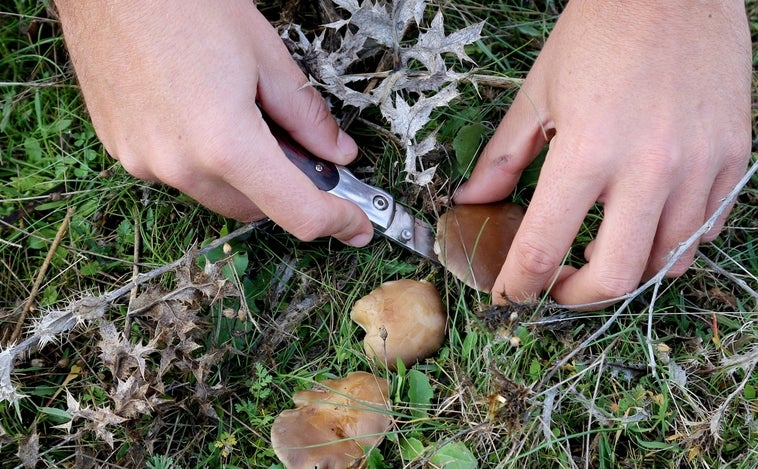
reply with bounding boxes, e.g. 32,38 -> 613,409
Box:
270,120 -> 438,262
381,200 -> 438,261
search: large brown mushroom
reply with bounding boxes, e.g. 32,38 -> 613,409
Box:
271,371 -> 391,469
434,201 -> 525,292
351,279 -> 446,370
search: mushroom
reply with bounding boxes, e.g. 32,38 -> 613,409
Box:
271,371 -> 391,469
351,279 -> 445,370
434,201 -> 525,292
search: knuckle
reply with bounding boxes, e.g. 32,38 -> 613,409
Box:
301,90 -> 332,128
637,144 -> 681,180
288,214 -> 329,242
512,238 -> 560,277
148,150 -> 193,190
723,137 -> 751,163
115,149 -> 153,181
663,253 -> 695,278
593,270 -> 638,299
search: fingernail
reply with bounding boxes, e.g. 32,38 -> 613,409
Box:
337,129 -> 358,159
346,232 -> 372,247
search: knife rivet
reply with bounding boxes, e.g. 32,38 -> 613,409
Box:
373,196 -> 389,211
315,163 -> 324,172
401,229 -> 412,241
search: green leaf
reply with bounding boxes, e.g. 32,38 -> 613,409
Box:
400,437 -> 426,461
516,24 -> 541,37
407,369 -> 433,407
461,332 -> 477,359
364,446 -> 386,469
221,251 -> 249,281
635,440 -> 672,450
430,441 -> 478,469
452,123 -> 485,178
24,136 -> 43,161
744,384 -> 756,400
80,261 -> 100,277
38,406 -> 72,423
34,199 -> 70,212
528,358 -> 542,381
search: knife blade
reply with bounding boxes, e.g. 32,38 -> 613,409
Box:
268,121 -> 438,262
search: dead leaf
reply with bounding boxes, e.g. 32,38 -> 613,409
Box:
67,391 -> 128,448
98,320 -> 157,379
401,11 -> 483,72
17,431 -> 39,469
111,373 -> 159,419
283,0 -> 482,185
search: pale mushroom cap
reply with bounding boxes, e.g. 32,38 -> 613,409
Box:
350,279 -> 446,370
434,201 -> 525,292
271,371 -> 391,469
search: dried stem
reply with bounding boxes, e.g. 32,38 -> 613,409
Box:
125,209 -> 142,340
9,207 -> 75,343
696,248 -> 758,301
0,220 -> 266,404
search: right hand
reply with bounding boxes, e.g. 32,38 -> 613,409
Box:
56,0 -> 374,246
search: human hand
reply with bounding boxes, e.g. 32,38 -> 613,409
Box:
55,0 -> 373,246
454,1 -> 751,307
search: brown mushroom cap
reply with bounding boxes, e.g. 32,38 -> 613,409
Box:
271,371 -> 391,469
434,201 -> 525,292
351,279 -> 446,370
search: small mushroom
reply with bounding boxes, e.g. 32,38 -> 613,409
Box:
351,279 -> 445,370
434,201 -> 525,292
271,371 -> 391,469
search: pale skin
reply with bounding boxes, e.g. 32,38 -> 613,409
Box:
56,0 -> 751,307
55,0 -> 375,247
455,0 -> 751,307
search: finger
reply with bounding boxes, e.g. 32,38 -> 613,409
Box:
643,185 -> 709,279
453,87 -> 550,204
702,155 -> 749,243
203,113 -> 373,246
254,19 -> 357,165
549,171 -> 669,307
490,135 -> 602,304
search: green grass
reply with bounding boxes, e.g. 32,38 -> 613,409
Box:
2,1 -> 757,468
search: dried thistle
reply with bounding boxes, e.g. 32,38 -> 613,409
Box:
283,0 -> 484,185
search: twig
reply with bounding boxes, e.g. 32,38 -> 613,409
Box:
99,221 -> 264,305
696,249 -> 758,302
1,221 -> 265,367
538,157 -> 758,390
124,209 -> 142,340
339,70 -> 524,89
9,207 -> 75,343
710,359 -> 756,438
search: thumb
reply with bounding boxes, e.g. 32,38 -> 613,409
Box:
220,114 -> 373,247
454,88 -> 549,204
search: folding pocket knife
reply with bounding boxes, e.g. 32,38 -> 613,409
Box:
268,122 -> 438,262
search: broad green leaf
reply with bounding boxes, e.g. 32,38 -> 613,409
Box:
453,123 -> 485,178
23,136 -> 43,161
430,441 -> 478,469
407,368 -> 433,407
38,406 -> 72,423
400,437 -> 426,461
364,447 -> 386,469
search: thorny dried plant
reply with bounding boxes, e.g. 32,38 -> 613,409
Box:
0,236 -> 249,459
282,0 -> 484,185
2,1 -> 756,466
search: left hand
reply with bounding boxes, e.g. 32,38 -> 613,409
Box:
454,1 -> 752,307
